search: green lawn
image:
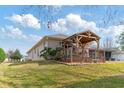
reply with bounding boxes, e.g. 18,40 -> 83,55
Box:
1,61 -> 124,88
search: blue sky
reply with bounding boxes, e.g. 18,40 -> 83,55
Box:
0,5 -> 124,55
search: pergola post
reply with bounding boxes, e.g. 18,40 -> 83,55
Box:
76,36 -> 79,48
81,44 -> 85,61
96,40 -> 99,62
103,50 -> 105,62
70,46 -> 73,62
67,44 -> 68,58
63,43 -> 66,62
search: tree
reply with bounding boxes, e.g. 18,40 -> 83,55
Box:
103,37 -> 114,48
22,6 -> 119,30
0,48 -> 6,62
7,49 -> 14,61
118,32 -> 124,50
12,49 -> 22,61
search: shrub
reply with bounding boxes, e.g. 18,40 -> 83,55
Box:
0,48 -> 6,62
40,47 -> 57,60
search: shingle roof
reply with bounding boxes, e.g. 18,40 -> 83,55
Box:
47,34 -> 68,39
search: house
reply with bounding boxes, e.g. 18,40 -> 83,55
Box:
27,30 -> 124,62
21,56 -> 29,61
27,31 -> 106,63
103,48 -> 124,61
111,50 -> 124,61
103,48 -> 117,61
27,34 -> 68,61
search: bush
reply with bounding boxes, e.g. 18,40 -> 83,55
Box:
0,48 -> 6,62
40,47 -> 57,60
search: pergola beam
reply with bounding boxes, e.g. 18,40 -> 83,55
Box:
78,35 -> 97,39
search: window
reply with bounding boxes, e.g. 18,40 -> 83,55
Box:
89,51 -> 95,59
34,49 -> 36,54
92,51 -> 95,59
44,41 -> 48,47
60,41 -> 62,46
37,48 -> 39,57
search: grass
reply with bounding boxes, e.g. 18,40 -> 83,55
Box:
0,61 -> 124,87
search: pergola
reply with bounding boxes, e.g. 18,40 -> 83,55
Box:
61,31 -> 101,63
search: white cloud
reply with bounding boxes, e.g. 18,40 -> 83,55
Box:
101,25 -> 124,37
51,13 -> 124,47
51,13 -> 124,38
51,13 -> 98,33
93,24 -> 124,48
28,34 -> 41,41
0,26 -> 41,41
6,14 -> 41,30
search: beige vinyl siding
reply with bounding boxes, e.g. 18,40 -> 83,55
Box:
48,39 -> 61,49
28,41 -> 45,61
27,37 -> 63,61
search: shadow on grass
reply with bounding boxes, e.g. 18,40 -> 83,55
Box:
0,79 -> 17,87
61,75 -> 124,88
19,76 -> 58,88
51,68 -> 97,80
8,60 -> 58,66
3,73 -> 58,88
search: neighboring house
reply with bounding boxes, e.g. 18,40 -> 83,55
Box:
111,51 -> 124,61
103,48 -> 117,61
21,56 -> 29,61
27,34 -> 68,61
102,48 -> 124,61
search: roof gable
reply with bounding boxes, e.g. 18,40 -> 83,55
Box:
47,34 -> 68,39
